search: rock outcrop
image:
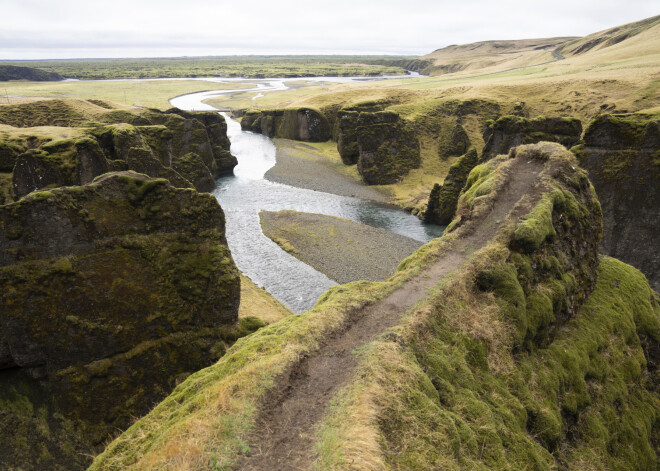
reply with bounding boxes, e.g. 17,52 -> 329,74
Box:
2,104 -> 237,199
424,147 -> 478,225
482,115 -> 582,159
425,115 -> 584,225
573,113 -> 660,291
336,110 -> 360,164
355,111 -> 421,185
0,171 -> 249,470
241,108 -> 331,142
437,122 -> 471,158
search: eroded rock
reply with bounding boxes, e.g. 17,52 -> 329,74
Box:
482,115 -> 582,159
355,111 -> 421,185
241,108 -> 331,142
0,171 -> 246,469
573,113 -> 660,291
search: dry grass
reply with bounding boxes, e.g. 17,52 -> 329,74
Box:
238,274 -> 292,324
0,80 -> 254,109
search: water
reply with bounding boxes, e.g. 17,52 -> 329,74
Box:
171,74 -> 443,313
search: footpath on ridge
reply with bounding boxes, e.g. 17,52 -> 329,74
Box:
235,155 -> 546,471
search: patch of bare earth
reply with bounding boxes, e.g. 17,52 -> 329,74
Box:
235,156 -> 545,470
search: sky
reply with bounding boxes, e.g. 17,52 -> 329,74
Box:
1,0 -> 658,60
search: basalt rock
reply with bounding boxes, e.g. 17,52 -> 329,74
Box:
2,103 -> 237,200
424,147 -> 478,225
0,171 -> 245,470
336,110 -> 360,165
482,115 -> 582,160
240,108 -> 331,142
437,122 -> 471,158
572,113 -> 660,291
355,111 -> 421,185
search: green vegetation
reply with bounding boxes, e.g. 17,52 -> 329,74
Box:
424,147 -> 478,224
0,56 -> 409,80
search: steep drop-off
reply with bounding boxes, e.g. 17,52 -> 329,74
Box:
0,100 -> 237,201
424,115 -> 583,225
573,112 -> 660,291
0,171 -> 253,470
240,108 -> 331,142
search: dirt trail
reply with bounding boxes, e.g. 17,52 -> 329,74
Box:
236,157 -> 544,471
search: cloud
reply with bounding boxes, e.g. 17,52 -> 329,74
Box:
1,0 -> 657,59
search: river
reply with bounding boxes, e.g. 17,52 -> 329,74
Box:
170,75 -> 444,313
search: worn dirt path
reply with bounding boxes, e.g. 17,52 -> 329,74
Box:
235,157 -> 544,471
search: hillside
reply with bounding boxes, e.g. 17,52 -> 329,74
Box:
557,14 -> 660,57
411,37 -> 574,76
0,65 -> 63,81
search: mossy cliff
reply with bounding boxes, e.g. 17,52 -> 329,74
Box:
240,107 -> 331,142
425,115 -> 584,225
482,115 -> 583,159
424,147 -> 478,225
355,111 -> 421,185
572,112 -> 660,291
0,100 -> 237,200
0,171 -> 248,470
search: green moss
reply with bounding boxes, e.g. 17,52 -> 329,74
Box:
513,190 -> 561,252
424,147 -> 478,224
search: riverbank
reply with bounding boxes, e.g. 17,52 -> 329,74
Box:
265,139 -> 390,203
259,210 -> 422,283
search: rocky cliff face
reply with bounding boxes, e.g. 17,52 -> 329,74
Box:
425,115 -> 584,225
573,113 -> 660,291
0,102 -> 237,201
424,147 -> 478,225
0,171 -> 248,470
337,110 -> 421,185
241,108 -> 331,142
482,115 -> 582,159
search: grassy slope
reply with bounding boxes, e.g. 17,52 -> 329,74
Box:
316,256 -> 660,471
0,81 -> 255,110
238,274 -> 292,324
418,37 -> 573,76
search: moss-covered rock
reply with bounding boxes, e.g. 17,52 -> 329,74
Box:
437,122 -> 471,158
0,171 -> 243,469
355,111 -> 421,185
424,147 -> 478,224
173,152 -> 216,192
240,107 -> 331,142
482,115 -> 582,159
336,110 -> 360,164
1,102 -> 237,199
573,112 -> 660,291
469,143 -> 602,349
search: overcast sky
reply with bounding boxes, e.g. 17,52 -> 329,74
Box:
1,1 -> 658,60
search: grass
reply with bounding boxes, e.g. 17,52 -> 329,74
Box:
0,80 -> 255,109
238,274 -> 292,324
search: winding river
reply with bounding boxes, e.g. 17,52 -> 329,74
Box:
170,75 -> 444,313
